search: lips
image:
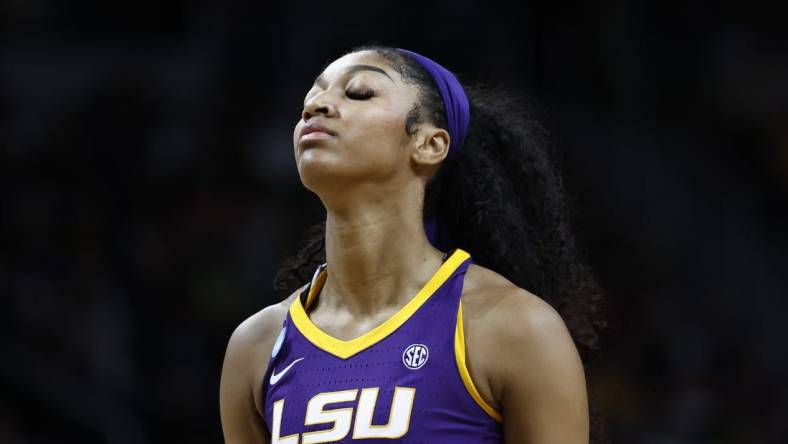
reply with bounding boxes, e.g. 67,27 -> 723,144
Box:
300,123 -> 336,139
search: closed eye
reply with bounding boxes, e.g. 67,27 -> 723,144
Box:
346,89 -> 374,100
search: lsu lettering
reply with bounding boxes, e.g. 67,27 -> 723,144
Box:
271,387 -> 416,443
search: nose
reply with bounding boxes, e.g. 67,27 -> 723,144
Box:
301,91 -> 336,121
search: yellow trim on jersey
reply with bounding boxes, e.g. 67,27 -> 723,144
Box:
454,301 -> 504,422
289,248 -> 471,360
304,269 -> 324,310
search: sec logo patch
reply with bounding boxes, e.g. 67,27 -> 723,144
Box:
402,343 -> 429,369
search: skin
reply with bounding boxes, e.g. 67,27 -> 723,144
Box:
219,50 -> 589,443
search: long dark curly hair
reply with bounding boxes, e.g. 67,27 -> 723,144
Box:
273,44 -> 609,443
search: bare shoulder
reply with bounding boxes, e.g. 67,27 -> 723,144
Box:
227,289 -> 301,357
224,283 -> 308,384
462,263 -> 566,334
219,284 -> 308,444
461,264 -> 584,410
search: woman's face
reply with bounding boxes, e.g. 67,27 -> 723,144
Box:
293,50 -> 421,195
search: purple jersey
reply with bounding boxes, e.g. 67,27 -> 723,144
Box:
261,248 -> 503,443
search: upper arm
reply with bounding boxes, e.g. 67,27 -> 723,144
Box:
220,304 -> 288,444
495,291 -> 589,444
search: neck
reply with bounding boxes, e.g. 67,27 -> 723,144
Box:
320,201 -> 445,317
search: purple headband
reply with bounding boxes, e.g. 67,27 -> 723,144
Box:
396,48 -> 469,251
396,48 -> 470,160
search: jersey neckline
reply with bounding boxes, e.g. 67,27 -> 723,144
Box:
289,248 -> 471,360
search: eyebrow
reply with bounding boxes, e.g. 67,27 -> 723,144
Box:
313,64 -> 394,86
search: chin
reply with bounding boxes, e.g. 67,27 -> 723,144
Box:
297,152 -> 344,191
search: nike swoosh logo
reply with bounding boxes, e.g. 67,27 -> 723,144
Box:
270,358 -> 304,385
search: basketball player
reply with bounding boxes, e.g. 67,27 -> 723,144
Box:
220,45 -> 606,443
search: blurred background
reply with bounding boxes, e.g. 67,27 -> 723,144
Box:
2,1 -> 787,443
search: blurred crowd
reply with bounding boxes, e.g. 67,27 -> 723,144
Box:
2,1 -> 786,443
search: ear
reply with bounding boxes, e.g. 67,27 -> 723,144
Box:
411,126 -> 450,166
